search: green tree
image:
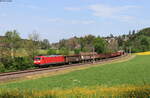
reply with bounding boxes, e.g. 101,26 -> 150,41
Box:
123,34 -> 150,53
58,39 -> 67,49
59,47 -> 69,55
94,37 -> 107,53
0,36 -> 7,59
79,35 -> 95,52
41,39 -> 50,49
25,32 -> 40,58
138,28 -> 150,36
5,30 -> 21,58
139,36 -> 150,51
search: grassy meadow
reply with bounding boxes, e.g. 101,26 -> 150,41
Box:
0,55 -> 150,97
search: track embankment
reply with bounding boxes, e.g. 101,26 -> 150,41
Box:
0,54 -> 135,83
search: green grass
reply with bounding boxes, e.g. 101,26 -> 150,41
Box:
0,55 -> 150,90
15,49 -> 49,57
38,49 -> 48,55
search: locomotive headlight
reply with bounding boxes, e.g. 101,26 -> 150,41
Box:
34,61 -> 41,63
34,61 -> 37,63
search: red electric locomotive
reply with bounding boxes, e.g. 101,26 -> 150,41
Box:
34,55 -> 65,66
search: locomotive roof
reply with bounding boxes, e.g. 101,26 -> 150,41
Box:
35,55 -> 63,57
44,55 -> 63,57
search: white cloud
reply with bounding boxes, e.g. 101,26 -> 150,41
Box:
64,7 -> 82,11
64,4 -> 139,23
89,4 -> 138,21
89,4 -> 118,17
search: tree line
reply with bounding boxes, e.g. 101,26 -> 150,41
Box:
51,35 -> 118,55
1,27 -> 150,72
51,27 -> 150,54
117,28 -> 150,53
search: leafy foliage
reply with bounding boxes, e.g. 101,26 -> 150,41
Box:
0,57 -> 34,72
4,30 -> 21,58
25,32 -> 40,58
12,57 -> 34,70
118,28 -> 150,53
137,28 -> 150,36
0,62 -> 5,72
53,35 -> 109,53
59,47 -> 69,55
94,37 -> 108,53
74,48 -> 81,54
40,39 -> 50,49
47,48 -> 57,55
0,31 -> 39,72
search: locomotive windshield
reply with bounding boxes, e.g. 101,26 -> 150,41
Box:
34,57 -> 41,60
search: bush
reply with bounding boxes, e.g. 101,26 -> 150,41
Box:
1,57 -> 34,72
12,57 -> 34,70
1,57 -> 14,70
74,48 -> 81,54
0,62 -> 6,72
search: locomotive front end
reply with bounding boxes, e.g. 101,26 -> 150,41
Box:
34,56 -> 42,65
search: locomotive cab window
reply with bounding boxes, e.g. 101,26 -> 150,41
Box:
34,57 -> 41,60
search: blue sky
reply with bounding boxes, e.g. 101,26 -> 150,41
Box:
0,0 -> 150,42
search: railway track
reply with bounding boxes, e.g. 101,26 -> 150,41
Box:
0,54 -> 128,82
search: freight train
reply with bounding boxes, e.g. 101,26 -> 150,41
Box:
34,51 -> 124,67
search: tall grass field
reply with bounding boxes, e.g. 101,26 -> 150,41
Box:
0,55 -> 150,97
